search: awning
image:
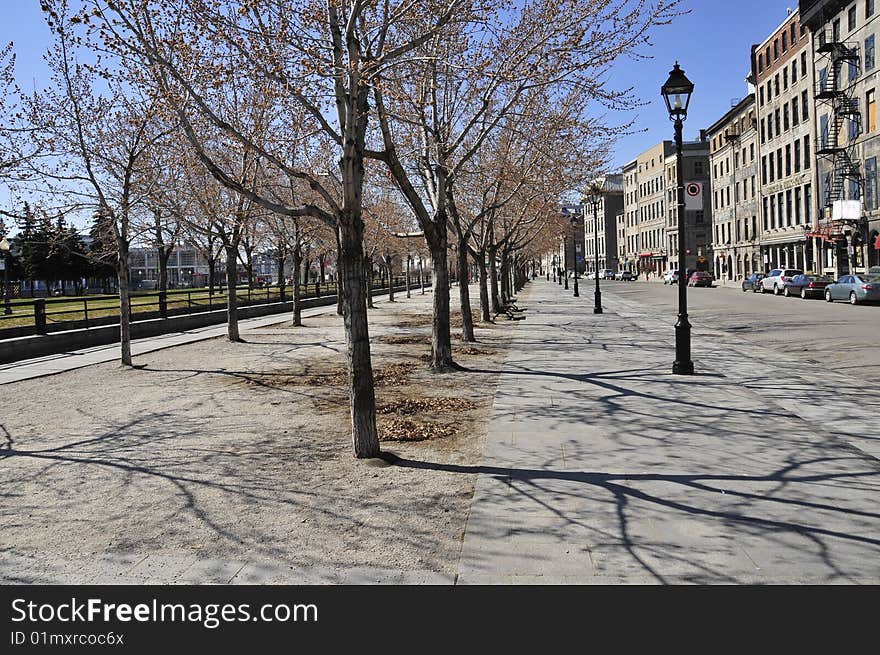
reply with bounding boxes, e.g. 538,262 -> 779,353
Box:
638,252 -> 654,258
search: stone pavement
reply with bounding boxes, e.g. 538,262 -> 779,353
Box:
456,279 -> 880,584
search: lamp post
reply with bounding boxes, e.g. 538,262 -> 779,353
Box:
586,187 -> 603,314
0,237 -> 11,315
570,216 -> 579,297
661,62 -> 695,375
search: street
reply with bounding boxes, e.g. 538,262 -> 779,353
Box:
599,279 -> 880,386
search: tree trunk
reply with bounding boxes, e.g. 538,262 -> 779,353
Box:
477,251 -> 491,322
320,254 -> 326,283
387,256 -> 395,302
335,232 -> 344,316
117,250 -> 132,367
458,235 -> 475,342
489,251 -> 501,313
277,254 -> 286,301
208,256 -> 216,292
292,249 -> 302,327
365,256 -> 375,309
406,256 -> 411,299
419,258 -> 425,294
225,245 -> 241,341
158,248 -> 172,295
429,237 -> 454,370
339,218 -> 379,458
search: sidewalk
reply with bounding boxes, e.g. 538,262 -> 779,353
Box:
457,279 -> 880,584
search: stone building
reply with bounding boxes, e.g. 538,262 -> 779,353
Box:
664,138 -> 713,274
583,174 -> 625,274
706,95 -> 763,280
801,0 -> 880,272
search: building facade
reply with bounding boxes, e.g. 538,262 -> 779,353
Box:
583,174 -> 625,273
754,10 -> 819,272
801,0 -> 880,272
665,138 -> 713,273
707,95 -> 763,280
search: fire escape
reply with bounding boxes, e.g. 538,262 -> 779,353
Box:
812,25 -> 864,252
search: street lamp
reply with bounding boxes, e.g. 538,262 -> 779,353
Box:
586,186 -> 603,314
0,237 -> 11,315
562,233 -> 569,290
661,61 -> 695,376
570,216 -> 579,297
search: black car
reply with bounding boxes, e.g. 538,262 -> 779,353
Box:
742,273 -> 765,292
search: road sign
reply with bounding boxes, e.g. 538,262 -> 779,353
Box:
684,182 -> 703,210
697,256 -> 706,263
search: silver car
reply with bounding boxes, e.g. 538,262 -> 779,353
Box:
824,274 -> 880,304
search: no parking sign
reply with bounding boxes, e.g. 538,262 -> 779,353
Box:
684,181 -> 703,210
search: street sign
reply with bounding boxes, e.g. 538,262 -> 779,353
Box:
684,182 -> 703,210
697,256 -> 706,263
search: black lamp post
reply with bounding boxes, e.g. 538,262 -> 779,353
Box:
661,62 -> 695,375
570,216 -> 579,297
0,237 -> 11,315
587,187 -> 603,314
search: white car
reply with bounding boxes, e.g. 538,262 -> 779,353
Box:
663,269 -> 679,284
760,268 -> 803,295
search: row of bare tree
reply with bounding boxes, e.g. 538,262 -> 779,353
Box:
1,0 -> 683,458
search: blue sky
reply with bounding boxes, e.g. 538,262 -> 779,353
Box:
606,0 -> 796,168
1,0 -> 799,207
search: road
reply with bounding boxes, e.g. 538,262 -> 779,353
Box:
596,279 -> 880,386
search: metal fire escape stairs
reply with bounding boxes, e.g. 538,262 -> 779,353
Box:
813,28 -> 864,243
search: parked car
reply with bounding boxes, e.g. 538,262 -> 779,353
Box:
824,274 -> 880,304
663,269 -> 679,284
783,274 -> 834,299
687,271 -> 713,287
760,268 -> 803,294
741,273 -> 765,292
615,270 -> 635,281
599,268 -> 615,280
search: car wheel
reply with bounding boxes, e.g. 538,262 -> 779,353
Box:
850,291 -> 859,305
773,284 -> 781,295
801,288 -> 808,300
742,284 -> 748,292
825,290 -> 833,303
783,286 -> 791,297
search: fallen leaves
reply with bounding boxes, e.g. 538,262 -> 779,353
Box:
378,417 -> 456,442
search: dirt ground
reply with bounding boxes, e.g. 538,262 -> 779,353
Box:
0,289 -> 519,581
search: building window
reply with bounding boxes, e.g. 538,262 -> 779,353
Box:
833,18 -> 840,42
783,67 -> 789,90
791,23 -> 797,45
770,195 -> 776,227
751,175 -> 756,198
769,154 -> 775,182
849,99 -> 860,140
849,58 -> 858,82
848,5 -> 856,32
867,36 -> 876,71
820,66 -> 829,93
783,103 -> 790,131
785,144 -> 791,176
774,74 -> 780,96
820,114 -> 829,149
763,198 -> 770,230
866,157 -> 878,210
758,53 -> 764,73
777,149 -> 783,181
694,161 -> 703,175
760,86 -> 765,106
792,60 -> 798,84
767,80 -> 772,102
750,143 -> 755,161
869,0 -> 876,19
762,156 -> 768,184
786,189 -> 793,226
778,194 -> 785,227
795,187 -> 802,224
801,52 -> 807,77
782,32 -> 788,52
868,89 -> 877,132
804,135 -> 811,169
775,108 -> 781,134
774,39 -> 779,59
805,184 -> 812,224
794,139 -> 801,172
792,98 -> 799,126
761,118 -> 766,143
802,90 -> 809,120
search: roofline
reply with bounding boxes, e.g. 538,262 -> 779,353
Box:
755,9 -> 800,51
705,94 -> 756,135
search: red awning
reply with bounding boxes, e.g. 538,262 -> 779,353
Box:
638,252 -> 654,258
875,234 -> 880,250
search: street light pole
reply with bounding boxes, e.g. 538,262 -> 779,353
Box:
570,217 -> 579,297
591,193 -> 603,314
0,237 -> 11,315
662,62 -> 695,376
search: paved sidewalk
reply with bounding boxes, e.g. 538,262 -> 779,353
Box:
457,279 -> 880,584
